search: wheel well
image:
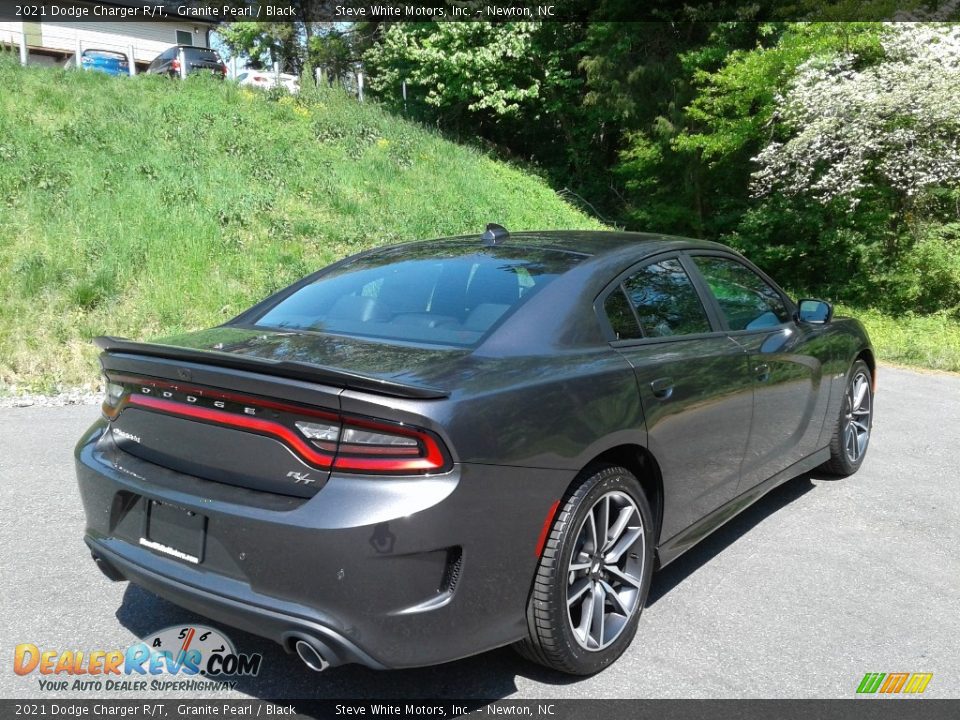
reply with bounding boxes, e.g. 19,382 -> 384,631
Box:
857,348 -> 876,388
581,445 -> 664,546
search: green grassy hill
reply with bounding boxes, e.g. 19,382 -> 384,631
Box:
0,59 -> 602,392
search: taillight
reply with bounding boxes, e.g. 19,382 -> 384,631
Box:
101,378 -> 125,419
294,415 -> 448,473
171,58 -> 181,72
104,374 -> 451,476
220,63 -> 228,75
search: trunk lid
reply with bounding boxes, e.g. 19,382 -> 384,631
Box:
97,327 -> 461,497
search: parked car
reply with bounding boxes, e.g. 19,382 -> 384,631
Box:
277,72 -> 301,94
237,70 -> 300,94
65,49 -> 130,76
75,227 -> 875,675
235,70 -> 272,89
146,45 -> 226,79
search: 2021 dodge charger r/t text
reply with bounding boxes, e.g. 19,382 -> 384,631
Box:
75,227 -> 875,675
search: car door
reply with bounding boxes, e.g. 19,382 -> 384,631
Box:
687,253 -> 830,491
600,254 -> 754,542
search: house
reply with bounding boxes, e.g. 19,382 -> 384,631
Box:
0,1 -> 219,73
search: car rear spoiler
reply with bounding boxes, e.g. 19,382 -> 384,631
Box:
93,336 -> 450,400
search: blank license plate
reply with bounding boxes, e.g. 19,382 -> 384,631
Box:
140,499 -> 206,564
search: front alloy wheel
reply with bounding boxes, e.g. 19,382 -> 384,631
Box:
843,370 -> 871,463
515,465 -> 653,675
822,359 -> 873,476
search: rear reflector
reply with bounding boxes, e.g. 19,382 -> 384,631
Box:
535,500 -> 561,557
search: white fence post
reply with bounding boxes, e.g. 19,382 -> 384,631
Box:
18,30 -> 27,66
357,70 -> 364,102
128,44 -> 136,75
274,60 -> 279,86
75,36 -> 82,67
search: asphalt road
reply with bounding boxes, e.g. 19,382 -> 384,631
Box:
1,365 -> 958,700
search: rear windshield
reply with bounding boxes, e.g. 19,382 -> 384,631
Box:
183,48 -> 222,64
251,244 -> 582,346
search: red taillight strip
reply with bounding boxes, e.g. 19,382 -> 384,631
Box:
109,373 -> 338,421
332,438 -> 446,472
115,376 -> 452,474
128,394 -> 334,468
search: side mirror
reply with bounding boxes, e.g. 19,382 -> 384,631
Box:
797,298 -> 833,324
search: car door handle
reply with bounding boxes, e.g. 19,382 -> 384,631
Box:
650,377 -> 675,400
754,363 -> 771,382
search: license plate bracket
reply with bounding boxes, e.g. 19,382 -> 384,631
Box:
140,499 -> 206,564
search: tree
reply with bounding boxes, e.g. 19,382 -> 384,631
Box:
218,21 -> 302,72
752,24 -> 960,210
363,23 -> 572,123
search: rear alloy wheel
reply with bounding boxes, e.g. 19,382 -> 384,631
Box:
822,359 -> 873,476
515,465 -> 653,675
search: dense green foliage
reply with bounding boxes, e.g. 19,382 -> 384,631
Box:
0,59 -> 599,391
358,21 -> 960,319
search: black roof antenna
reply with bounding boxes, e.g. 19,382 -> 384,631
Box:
481,223 -> 509,246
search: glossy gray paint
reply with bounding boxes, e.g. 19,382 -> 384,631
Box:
75,230 -> 873,669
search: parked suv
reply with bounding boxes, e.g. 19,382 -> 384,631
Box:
146,45 -> 226,79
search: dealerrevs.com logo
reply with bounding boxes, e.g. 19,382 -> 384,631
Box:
857,672 -> 933,695
14,625 -> 262,693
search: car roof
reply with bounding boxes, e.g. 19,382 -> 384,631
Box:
408,230 -> 730,260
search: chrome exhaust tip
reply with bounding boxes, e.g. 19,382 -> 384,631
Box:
295,639 -> 330,672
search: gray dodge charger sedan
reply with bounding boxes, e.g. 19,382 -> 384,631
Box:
75,226 -> 875,675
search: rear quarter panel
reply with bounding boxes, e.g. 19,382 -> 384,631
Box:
338,350 -> 645,471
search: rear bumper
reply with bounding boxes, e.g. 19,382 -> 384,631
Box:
75,420 -> 571,669
86,538 -> 386,669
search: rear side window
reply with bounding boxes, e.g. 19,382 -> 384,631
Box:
692,256 -> 790,331
252,245 -> 581,346
621,258 -> 711,338
150,48 -> 172,67
604,287 -> 642,341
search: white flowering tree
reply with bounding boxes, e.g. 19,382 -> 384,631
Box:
751,24 -> 960,208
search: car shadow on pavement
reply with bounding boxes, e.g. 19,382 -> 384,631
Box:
114,471 -> 825,700
646,472 -> 818,605
116,584 -> 581,700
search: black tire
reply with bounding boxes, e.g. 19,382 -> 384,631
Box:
515,465 -> 654,675
821,359 -> 873,476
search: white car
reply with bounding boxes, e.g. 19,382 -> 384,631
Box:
236,70 -> 300,94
